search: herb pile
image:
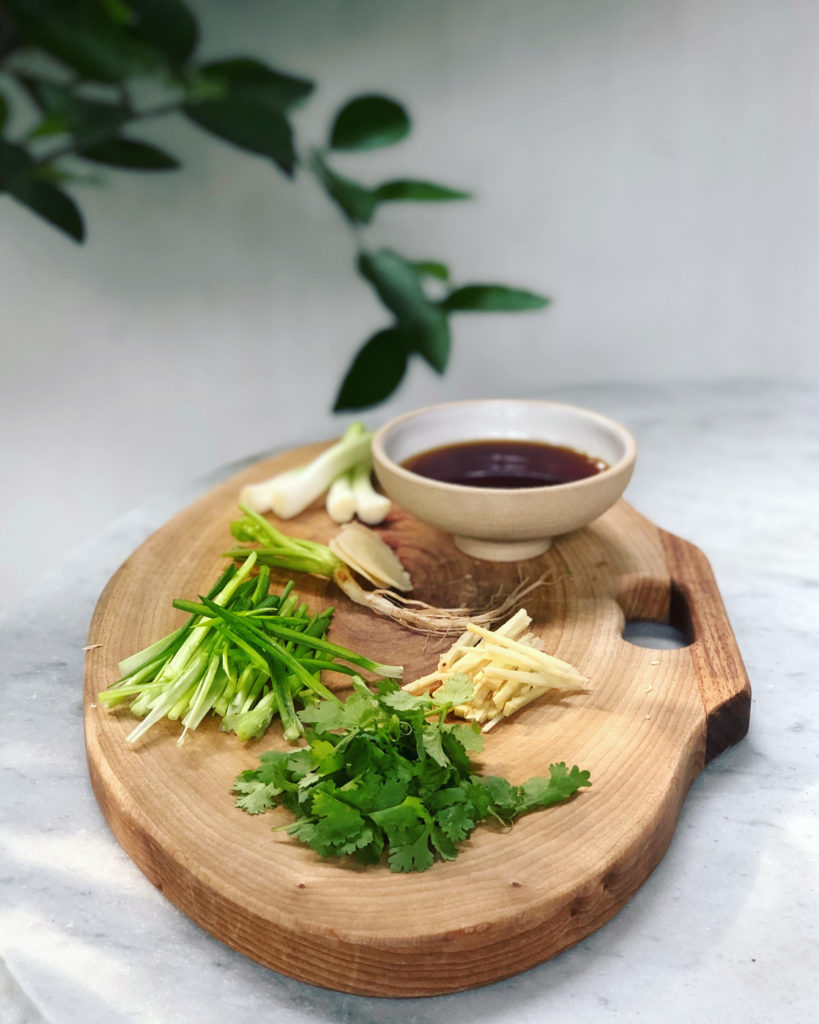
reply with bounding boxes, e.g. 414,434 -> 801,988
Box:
98,553 -> 401,745
234,675 -> 591,872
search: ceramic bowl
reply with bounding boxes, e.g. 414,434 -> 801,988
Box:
372,399 -> 637,561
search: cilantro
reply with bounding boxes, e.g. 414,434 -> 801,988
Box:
233,678 -> 591,872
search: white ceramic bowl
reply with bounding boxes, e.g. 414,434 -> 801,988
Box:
372,399 -> 637,561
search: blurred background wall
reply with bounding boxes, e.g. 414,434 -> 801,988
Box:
2,0 -> 817,604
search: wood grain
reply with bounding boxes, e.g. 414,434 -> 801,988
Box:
83,442 -> 751,997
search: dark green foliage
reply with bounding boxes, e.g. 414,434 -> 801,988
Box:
184,96 -> 295,174
333,328 -> 409,411
329,94 -> 410,151
234,676 -> 591,872
78,136 -> 179,170
311,152 -> 377,225
126,0 -> 198,66
373,179 -> 470,202
0,139 -> 84,240
7,0 -> 162,81
357,248 -> 451,373
440,284 -> 550,312
1,0 -> 550,407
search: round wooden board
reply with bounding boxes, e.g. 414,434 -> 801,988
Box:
83,441 -> 751,997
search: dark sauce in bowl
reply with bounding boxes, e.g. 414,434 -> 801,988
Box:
402,440 -> 607,489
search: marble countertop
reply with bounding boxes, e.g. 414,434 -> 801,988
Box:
2,381 -> 817,1024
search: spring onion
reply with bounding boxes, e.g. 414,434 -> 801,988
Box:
240,423 -> 375,520
98,555 -> 402,744
326,470 -> 357,523
351,460 -> 392,524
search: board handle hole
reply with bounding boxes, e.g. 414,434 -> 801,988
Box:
621,582 -> 694,650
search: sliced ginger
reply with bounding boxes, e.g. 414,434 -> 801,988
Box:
403,608 -> 587,731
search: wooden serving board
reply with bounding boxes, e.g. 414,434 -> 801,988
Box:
84,442 -> 751,998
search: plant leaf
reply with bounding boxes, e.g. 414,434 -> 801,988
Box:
440,284 -> 550,313
193,58 -> 314,112
374,179 -> 470,202
333,328 -> 409,411
0,92 -> 8,133
329,94 -> 410,151
183,59 -> 311,175
7,0 -> 159,81
399,318 -> 450,374
0,139 -> 29,182
411,260 -> 450,281
312,153 -> 376,225
357,248 -> 450,372
184,98 -> 295,175
78,136 -> 180,170
17,74 -> 127,141
0,140 -> 84,242
13,180 -> 85,241
127,0 -> 198,66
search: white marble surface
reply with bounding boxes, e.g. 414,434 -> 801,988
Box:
2,381 -> 817,1024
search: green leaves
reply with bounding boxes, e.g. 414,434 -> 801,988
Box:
333,328 -> 409,412
2,4 -> 552,408
311,152 -> 376,225
329,94 -> 410,151
333,248 -> 550,410
317,93 -> 468,234
18,73 -> 128,142
374,179 -> 470,202
313,156 -> 468,227
127,0 -> 198,66
0,140 -> 84,241
183,59 -> 312,175
334,249 -> 452,410
441,284 -> 550,313
315,89 -> 548,411
7,0 -> 161,82
190,59 -> 314,113
234,678 -> 590,872
79,136 -> 180,170
358,249 -> 450,372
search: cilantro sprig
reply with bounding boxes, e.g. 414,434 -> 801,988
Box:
234,676 -> 591,872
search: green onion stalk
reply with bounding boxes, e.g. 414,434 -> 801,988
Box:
98,553 -> 401,745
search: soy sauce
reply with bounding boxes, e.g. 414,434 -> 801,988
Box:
402,439 -> 606,489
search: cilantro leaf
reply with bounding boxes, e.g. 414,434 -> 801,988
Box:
233,776 -> 280,815
388,828 -> 436,873
381,689 -> 431,713
307,791 -> 371,856
516,763 -> 592,814
430,673 -> 473,708
421,723 -> 449,767
434,800 -> 476,843
233,682 -> 591,871
481,775 -> 521,823
428,824 -> 460,862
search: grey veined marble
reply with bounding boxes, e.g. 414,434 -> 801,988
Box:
2,381 -> 817,1024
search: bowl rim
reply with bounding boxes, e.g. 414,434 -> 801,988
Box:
372,398 -> 637,497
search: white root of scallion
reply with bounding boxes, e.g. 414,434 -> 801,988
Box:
326,471 -> 356,523
350,461 -> 391,525
239,423 -> 372,519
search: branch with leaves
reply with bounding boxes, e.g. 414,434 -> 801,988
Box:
0,0 -> 550,409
